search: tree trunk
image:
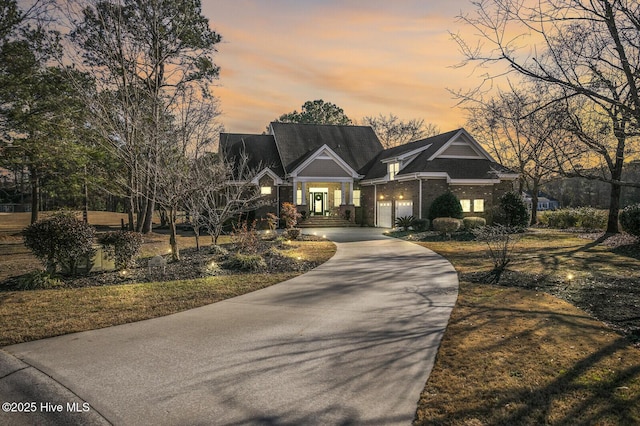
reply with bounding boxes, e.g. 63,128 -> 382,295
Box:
30,170 -> 39,224
606,181 -> 621,234
168,207 -> 180,261
142,197 -> 154,234
194,226 -> 200,251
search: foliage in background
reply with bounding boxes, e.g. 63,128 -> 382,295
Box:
620,204 -> 640,236
428,192 -> 463,221
98,231 -> 143,270
271,99 -> 352,127
23,213 -> 96,275
539,208 -> 608,230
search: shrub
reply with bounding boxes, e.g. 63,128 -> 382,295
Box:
395,215 -> 415,231
210,244 -> 229,257
428,192 -> 463,220
281,202 -> 302,228
266,212 -> 279,230
98,231 -> 143,270
620,204 -> 640,236
539,208 -> 607,230
412,218 -> 430,232
472,225 -> 522,284
23,213 -> 96,275
495,191 -> 529,228
463,216 -> 487,230
432,217 -> 462,237
232,220 -> 260,253
284,228 -> 301,240
16,271 -> 65,290
221,253 -> 266,271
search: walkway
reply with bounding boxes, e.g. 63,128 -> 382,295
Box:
1,228 -> 458,425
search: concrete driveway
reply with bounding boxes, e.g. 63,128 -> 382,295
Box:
2,228 -> 458,425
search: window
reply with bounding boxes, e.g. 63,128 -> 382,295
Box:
388,162 -> 400,180
296,189 -> 302,205
353,189 -> 361,207
461,199 -> 471,213
473,199 -> 484,212
334,189 -> 342,207
260,186 -> 272,195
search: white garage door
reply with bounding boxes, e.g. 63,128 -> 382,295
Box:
396,201 -> 413,219
377,201 -> 392,228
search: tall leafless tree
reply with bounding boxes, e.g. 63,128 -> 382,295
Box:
453,0 -> 640,233
360,113 -> 439,149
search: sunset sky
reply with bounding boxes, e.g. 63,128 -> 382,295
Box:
203,0 -> 492,135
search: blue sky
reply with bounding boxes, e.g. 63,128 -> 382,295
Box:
203,0 -> 485,134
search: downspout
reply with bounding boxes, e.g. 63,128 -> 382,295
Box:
419,178 -> 423,219
374,184 -> 377,227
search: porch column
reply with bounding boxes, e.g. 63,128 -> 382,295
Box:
341,182 -> 346,205
292,178 -> 298,205
301,181 -> 307,205
349,181 -> 354,205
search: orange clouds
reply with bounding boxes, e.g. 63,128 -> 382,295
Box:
206,1 -> 479,134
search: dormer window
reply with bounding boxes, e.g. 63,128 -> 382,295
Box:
388,162 -> 400,180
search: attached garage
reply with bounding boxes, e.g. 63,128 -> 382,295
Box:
395,201 -> 413,219
377,201 -> 392,228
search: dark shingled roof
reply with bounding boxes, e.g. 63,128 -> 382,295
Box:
363,129 -> 461,180
400,158 -> 514,179
219,133 -> 284,176
270,122 -> 383,174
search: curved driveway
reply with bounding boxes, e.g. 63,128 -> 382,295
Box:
3,228 -> 458,425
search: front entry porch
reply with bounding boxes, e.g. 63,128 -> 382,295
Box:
292,180 -> 360,223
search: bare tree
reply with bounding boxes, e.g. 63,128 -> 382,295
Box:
360,114 -> 439,149
465,82 -> 570,224
453,0 -> 640,233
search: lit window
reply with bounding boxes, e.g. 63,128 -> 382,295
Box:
296,189 -> 302,205
461,199 -> 471,213
388,162 -> 400,180
334,189 -> 342,207
473,199 -> 484,212
353,190 -> 361,207
260,186 -> 272,195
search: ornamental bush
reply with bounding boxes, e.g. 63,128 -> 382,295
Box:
620,204 -> 640,236
395,215 -> 415,231
432,217 -> 462,237
221,253 -> 266,271
412,218 -> 430,232
428,192 -> 463,221
98,230 -> 143,270
539,208 -> 607,230
463,216 -> 487,230
23,213 -> 96,275
281,202 -> 301,229
495,191 -> 529,228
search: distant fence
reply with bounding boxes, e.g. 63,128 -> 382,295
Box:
0,204 -> 32,213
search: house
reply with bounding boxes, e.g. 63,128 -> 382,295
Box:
523,191 -> 560,211
220,123 -> 518,227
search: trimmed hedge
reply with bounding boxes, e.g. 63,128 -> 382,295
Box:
463,216 -> 487,230
433,217 -> 462,235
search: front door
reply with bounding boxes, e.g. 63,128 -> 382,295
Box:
311,192 -> 325,215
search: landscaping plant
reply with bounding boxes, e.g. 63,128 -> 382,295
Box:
463,216 -> 486,230
412,218 -> 430,232
23,213 -> 96,275
99,231 -> 143,270
428,192 -> 463,220
620,204 -> 640,236
395,215 -> 415,231
472,225 -> 522,284
494,191 -> 529,228
281,202 -> 302,229
432,217 -> 462,238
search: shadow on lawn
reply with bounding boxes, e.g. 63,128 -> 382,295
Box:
417,296 -> 640,425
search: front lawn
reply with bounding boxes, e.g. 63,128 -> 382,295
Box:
407,229 -> 640,425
